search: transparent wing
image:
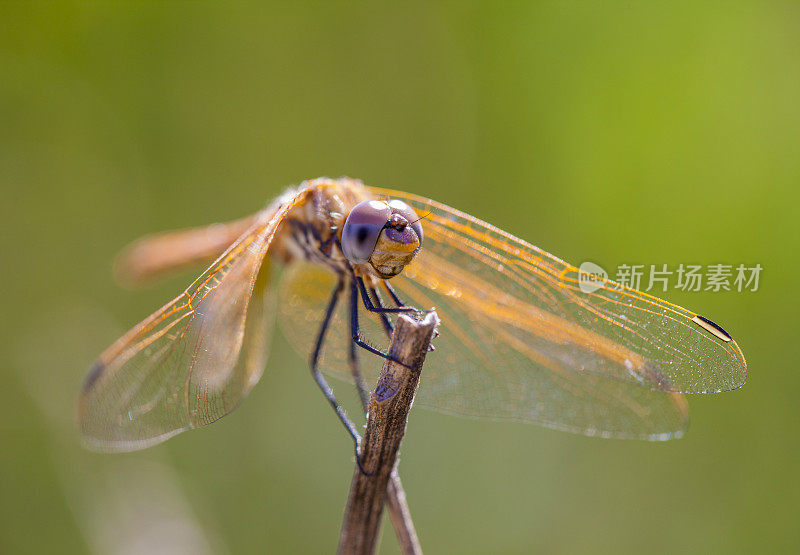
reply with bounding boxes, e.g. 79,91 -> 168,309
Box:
113,214 -> 258,287
389,273 -> 690,439
78,193 -> 301,452
277,262 -> 386,388
276,187 -> 744,440
278,263 -> 689,440
372,187 -> 746,394
373,187 -> 746,438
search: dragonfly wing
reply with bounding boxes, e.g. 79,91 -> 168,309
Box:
368,187 -> 746,438
390,271 -> 689,439
276,260 -> 689,440
78,192 -> 302,452
113,214 -> 258,287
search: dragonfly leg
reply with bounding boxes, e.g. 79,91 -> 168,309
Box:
367,285 -> 394,338
347,333 -> 370,412
360,277 -> 435,344
369,280 -> 436,352
382,280 -> 406,308
356,276 -> 418,314
311,276 -> 371,475
350,278 -> 415,370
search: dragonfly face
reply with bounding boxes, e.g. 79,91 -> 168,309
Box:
78,177 -> 746,453
341,199 -> 423,279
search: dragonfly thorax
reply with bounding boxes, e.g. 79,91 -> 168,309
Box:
270,178 -> 422,280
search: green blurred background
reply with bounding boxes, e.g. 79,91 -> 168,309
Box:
1,2 -> 798,553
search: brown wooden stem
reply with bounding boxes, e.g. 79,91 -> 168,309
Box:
338,311 -> 438,555
386,470 -> 422,554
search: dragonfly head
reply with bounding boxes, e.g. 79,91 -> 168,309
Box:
341,199 -> 423,279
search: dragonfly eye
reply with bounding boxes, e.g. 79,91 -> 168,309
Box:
387,200 -> 423,247
341,200 -> 392,264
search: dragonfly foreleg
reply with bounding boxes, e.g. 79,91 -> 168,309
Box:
350,278 -> 415,370
381,280 -> 406,308
367,285 -> 394,338
374,281 -> 436,352
356,276 -> 417,314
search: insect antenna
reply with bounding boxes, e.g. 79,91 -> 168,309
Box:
408,208 -> 432,226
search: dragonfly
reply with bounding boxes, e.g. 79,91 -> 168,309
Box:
78,177 -> 747,457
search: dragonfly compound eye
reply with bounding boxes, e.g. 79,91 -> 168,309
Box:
387,200 -> 423,248
342,200 -> 393,264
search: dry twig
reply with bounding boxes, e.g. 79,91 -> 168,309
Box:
338,311 -> 438,555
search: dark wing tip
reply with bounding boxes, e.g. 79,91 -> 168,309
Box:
691,314 -> 733,342
81,361 -> 105,393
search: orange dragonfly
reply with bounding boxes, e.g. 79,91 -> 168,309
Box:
78,177 -> 746,455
